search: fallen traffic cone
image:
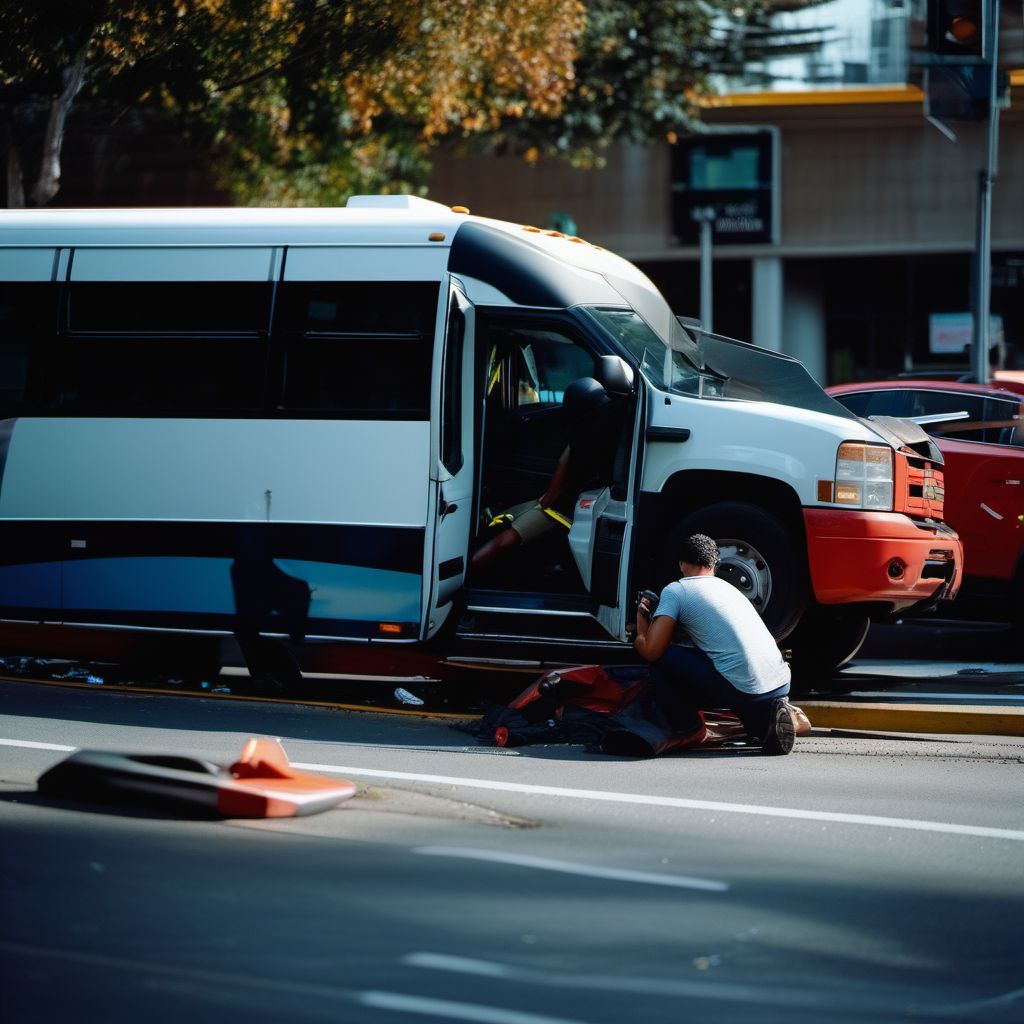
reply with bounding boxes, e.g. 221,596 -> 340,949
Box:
37,738 -> 356,819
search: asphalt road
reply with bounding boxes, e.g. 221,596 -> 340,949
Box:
1,678 -> 1023,1024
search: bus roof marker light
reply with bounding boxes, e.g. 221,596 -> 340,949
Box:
450,205 -> 470,214
522,226 -> 542,233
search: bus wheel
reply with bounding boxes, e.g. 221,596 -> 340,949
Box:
662,502 -> 807,640
787,606 -> 871,694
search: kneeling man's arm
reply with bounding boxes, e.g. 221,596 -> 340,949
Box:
634,613 -> 675,662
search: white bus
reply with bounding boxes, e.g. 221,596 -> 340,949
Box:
0,196 -> 962,688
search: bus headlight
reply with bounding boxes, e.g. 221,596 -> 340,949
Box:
835,442 -> 894,510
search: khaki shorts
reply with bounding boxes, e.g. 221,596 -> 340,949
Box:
504,501 -> 559,544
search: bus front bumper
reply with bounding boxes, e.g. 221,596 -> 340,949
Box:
803,509 -> 963,613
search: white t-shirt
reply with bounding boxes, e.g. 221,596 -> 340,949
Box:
653,575 -> 791,695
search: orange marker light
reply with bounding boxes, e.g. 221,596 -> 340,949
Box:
522,226 -> 541,232
378,623 -> 403,636
450,205 -> 470,214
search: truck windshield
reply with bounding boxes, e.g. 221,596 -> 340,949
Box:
583,306 -> 860,421
583,307 -> 701,395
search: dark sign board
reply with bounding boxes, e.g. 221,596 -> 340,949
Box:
924,63 -> 1008,121
670,130 -> 779,245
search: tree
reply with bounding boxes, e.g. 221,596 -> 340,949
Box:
482,0 -> 737,169
0,0 -> 774,207
0,0 -> 585,207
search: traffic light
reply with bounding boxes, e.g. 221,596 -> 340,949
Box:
927,1 -> 987,60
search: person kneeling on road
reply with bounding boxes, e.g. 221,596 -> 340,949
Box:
633,533 -> 795,755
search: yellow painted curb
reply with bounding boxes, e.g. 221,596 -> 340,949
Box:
799,701 -> 1024,738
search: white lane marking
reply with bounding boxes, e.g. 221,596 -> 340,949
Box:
292,762 -> 1024,843
402,953 -> 823,1007
0,738 -> 75,752
414,846 -> 727,891
5,737 -> 1023,843
980,502 -> 1004,520
0,735 -> 518,758
359,991 -> 594,1024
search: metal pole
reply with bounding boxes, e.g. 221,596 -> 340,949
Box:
972,0 -> 1001,385
698,209 -> 714,333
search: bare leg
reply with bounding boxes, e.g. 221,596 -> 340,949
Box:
470,527 -> 523,576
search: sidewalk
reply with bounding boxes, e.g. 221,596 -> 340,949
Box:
799,656 -> 1024,737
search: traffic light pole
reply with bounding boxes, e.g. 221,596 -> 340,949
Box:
971,0 -> 1000,385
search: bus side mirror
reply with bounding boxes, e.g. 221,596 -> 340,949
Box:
598,355 -> 635,396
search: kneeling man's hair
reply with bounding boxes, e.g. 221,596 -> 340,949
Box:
680,533 -> 720,570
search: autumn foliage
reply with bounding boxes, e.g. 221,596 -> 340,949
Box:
0,0 -> 730,206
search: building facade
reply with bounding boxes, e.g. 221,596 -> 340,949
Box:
429,73 -> 1024,386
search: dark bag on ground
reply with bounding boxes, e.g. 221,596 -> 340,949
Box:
463,664 -> 720,757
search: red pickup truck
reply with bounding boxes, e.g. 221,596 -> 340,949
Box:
829,378 -> 1024,638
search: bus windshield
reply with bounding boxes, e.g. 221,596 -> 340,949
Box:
583,306 -> 861,421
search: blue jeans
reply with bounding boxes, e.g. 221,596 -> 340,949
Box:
650,644 -> 790,735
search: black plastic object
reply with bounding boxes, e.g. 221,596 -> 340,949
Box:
36,739 -> 357,818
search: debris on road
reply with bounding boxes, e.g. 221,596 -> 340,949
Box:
37,737 -> 357,818
395,687 -> 425,706
460,665 -> 812,757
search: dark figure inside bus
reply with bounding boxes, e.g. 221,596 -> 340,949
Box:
470,377 -> 626,576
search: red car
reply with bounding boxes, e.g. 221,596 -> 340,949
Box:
828,378 -> 1024,635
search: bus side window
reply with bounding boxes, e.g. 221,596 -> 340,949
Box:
0,283 -> 52,414
273,281 -> 439,418
48,282 -> 271,415
441,301 -> 465,475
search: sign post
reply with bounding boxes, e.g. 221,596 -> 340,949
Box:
671,128 -> 780,335
972,0 -> 1001,385
692,206 -> 716,332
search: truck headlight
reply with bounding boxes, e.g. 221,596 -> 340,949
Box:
835,442 -> 894,510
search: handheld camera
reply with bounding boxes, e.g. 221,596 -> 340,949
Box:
635,589 -> 660,619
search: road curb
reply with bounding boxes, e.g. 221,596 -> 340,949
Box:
798,700 -> 1024,737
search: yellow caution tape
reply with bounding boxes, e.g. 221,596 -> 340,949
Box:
542,507 -> 572,529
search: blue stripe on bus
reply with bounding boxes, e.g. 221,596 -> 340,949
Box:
0,557 -> 419,626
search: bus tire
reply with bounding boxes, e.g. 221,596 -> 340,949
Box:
661,501 -> 808,641
787,606 -> 871,694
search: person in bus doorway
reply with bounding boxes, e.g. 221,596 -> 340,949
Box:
633,533 -> 795,755
470,376 -> 626,577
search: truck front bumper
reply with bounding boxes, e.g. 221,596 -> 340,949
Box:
803,509 -> 963,612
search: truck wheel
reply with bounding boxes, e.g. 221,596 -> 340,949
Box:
787,606 -> 871,694
662,502 -> 808,640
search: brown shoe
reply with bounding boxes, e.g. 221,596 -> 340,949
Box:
786,701 -> 812,736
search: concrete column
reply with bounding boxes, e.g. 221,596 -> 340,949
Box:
752,256 -> 783,351
782,263 -> 827,385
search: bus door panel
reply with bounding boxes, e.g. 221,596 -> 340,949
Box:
424,285 -> 475,638
566,375 -> 645,640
